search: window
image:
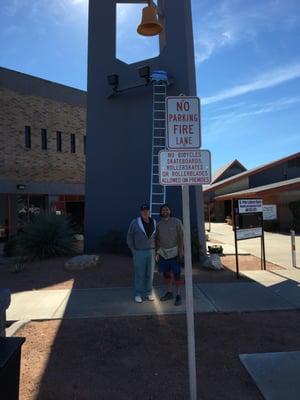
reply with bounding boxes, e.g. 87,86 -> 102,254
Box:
70,133 -> 76,153
83,135 -> 86,155
41,129 -> 47,150
25,126 -> 31,148
56,131 -> 62,152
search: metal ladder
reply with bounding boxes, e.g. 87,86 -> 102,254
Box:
149,81 -> 167,218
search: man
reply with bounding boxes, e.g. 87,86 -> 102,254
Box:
156,204 -> 184,306
127,204 -> 156,303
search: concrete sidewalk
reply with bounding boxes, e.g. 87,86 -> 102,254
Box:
207,222 -> 300,269
6,269 -> 300,321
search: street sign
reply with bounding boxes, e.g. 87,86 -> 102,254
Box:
233,198 -> 266,278
164,95 -> 204,400
166,96 -> 201,149
238,199 -> 263,214
263,204 -> 277,220
159,149 -> 211,186
236,227 -> 263,240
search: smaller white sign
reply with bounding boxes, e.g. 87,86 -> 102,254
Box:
238,199 -> 263,214
166,96 -> 201,149
159,150 -> 211,186
263,204 -> 277,220
236,227 -> 262,240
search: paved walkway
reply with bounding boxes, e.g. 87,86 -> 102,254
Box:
6,268 -> 300,321
207,222 -> 300,269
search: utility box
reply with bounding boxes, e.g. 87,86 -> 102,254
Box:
0,337 -> 25,400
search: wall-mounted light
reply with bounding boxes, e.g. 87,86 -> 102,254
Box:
137,0 -> 163,37
17,184 -> 26,190
138,65 -> 151,84
107,74 -> 119,91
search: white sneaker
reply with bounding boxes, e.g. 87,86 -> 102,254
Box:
134,295 -> 143,303
146,294 -> 155,301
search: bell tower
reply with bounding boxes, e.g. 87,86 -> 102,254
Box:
85,0 -> 206,252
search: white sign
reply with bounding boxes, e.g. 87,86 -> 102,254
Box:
236,227 -> 262,240
238,199 -> 263,214
166,96 -> 201,149
159,150 -> 211,186
263,204 -> 277,220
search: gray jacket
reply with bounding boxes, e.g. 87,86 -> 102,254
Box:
126,217 -> 156,251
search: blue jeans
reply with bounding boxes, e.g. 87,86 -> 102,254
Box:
132,249 -> 155,297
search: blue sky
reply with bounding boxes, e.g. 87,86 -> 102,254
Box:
1,0 -> 299,172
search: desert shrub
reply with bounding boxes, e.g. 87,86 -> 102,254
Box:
13,213 -> 77,259
99,230 -> 129,254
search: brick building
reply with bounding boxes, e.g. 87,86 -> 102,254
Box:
0,67 -> 86,239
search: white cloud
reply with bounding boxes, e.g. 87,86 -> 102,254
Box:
201,95 -> 300,143
2,0 -> 23,16
193,0 -> 300,63
207,97 -> 300,121
2,25 -> 23,36
202,62 -> 300,105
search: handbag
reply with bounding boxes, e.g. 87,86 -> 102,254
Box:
157,246 -> 178,260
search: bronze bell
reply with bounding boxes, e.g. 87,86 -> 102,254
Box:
137,4 -> 163,36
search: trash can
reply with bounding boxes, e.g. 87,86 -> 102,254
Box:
0,337 -> 25,400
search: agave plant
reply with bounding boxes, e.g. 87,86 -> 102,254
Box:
15,213 -> 77,259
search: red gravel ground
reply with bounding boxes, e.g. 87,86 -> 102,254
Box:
0,253 -> 281,292
17,311 -> 300,400
2,252 -> 287,399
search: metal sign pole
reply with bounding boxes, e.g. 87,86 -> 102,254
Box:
261,227 -> 266,270
233,202 -> 240,279
234,228 -> 239,279
182,184 -> 197,400
291,230 -> 297,268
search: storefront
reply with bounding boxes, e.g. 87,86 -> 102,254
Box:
0,194 -> 84,241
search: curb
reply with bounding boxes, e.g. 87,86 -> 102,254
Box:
6,319 -> 31,337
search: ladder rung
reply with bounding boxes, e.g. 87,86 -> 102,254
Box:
152,193 -> 164,195
154,101 -> 165,104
